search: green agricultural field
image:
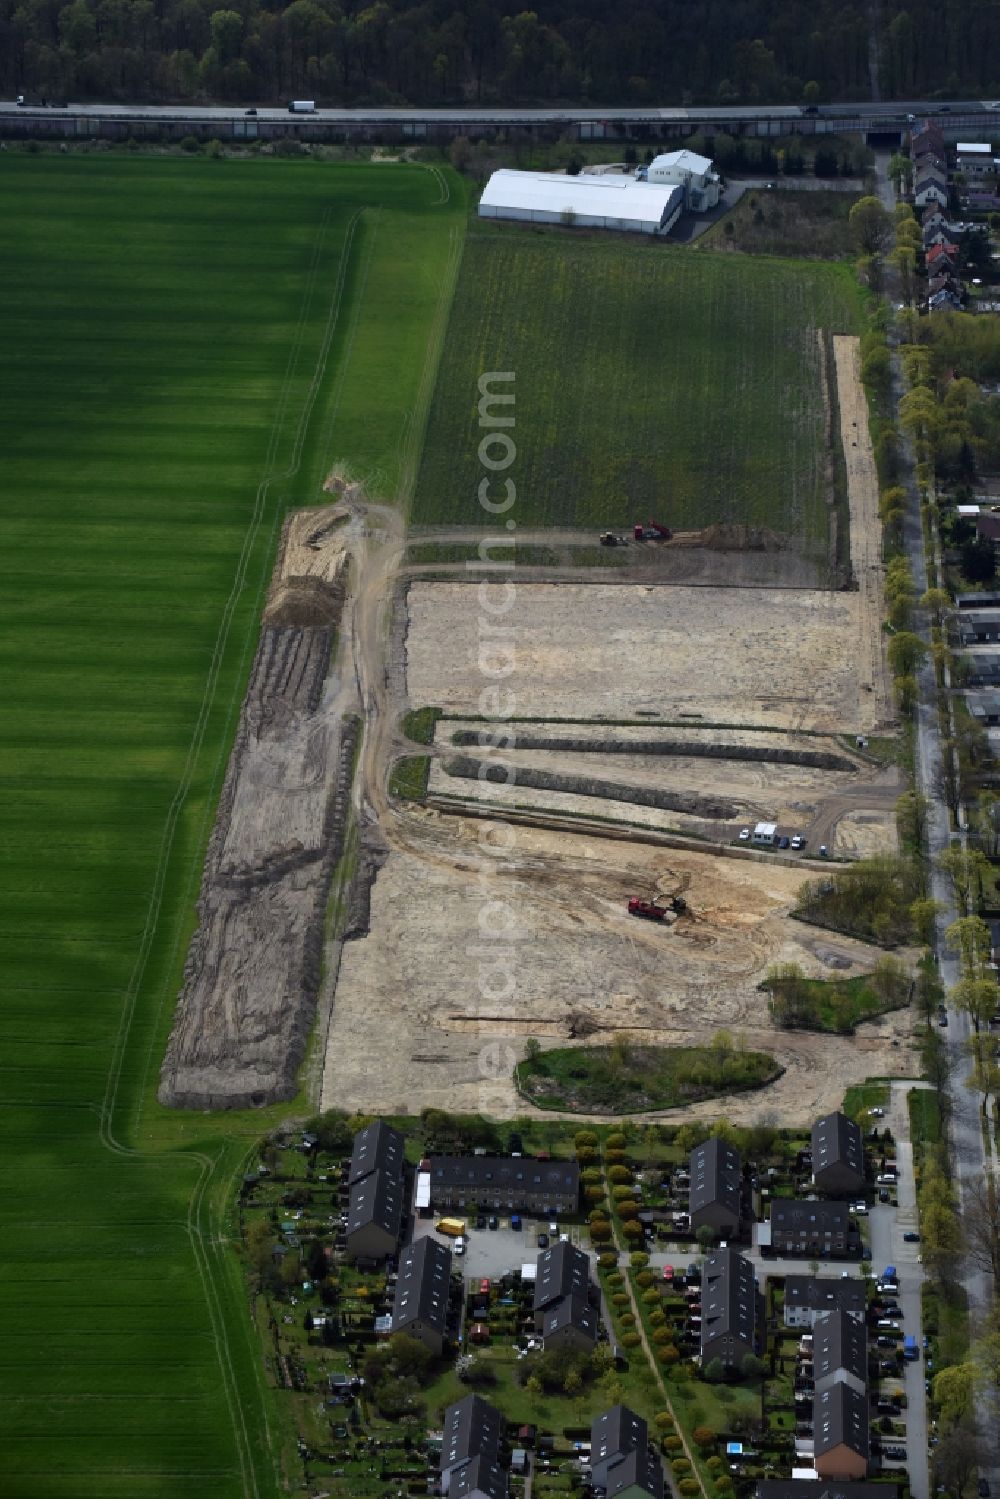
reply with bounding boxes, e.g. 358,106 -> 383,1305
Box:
0,153 -> 463,1499
413,227 -> 862,557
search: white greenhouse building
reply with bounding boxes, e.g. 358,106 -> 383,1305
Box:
478,169 -> 684,235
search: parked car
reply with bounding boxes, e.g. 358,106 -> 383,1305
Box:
510,1214 -> 522,1231
488,1215 -> 498,1231
790,834 -> 804,849
739,827 -> 750,841
879,1189 -> 891,1202
537,1232 -> 549,1248
853,1201 -> 868,1214
474,1215 -> 486,1230
777,835 -> 790,849
903,1231 -> 920,1242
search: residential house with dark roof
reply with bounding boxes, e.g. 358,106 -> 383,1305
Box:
915,171 -> 949,207
926,241 -> 960,274
450,1455 -> 508,1499
441,1395 -> 503,1495
539,1294 -> 599,1353
768,1200 -> 851,1257
956,652 -> 1000,687
429,1156 -> 579,1215
923,220 -> 955,249
976,514 -> 1000,556
349,1120 -> 406,1185
956,608 -> 1000,644
700,1247 -> 757,1370
811,1310 -> 868,1397
965,690 -> 1000,726
591,1404 -> 648,1490
813,1383 -> 869,1480
811,1112 -> 865,1197
390,1235 -> 452,1353
689,1138 -> 743,1238
345,1169 -> 404,1261
533,1241 -> 592,1319
782,1275 -> 865,1329
603,1446 -> 666,1498
755,1483 -> 896,1499
930,286 -> 963,312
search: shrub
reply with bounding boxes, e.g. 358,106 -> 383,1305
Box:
673,1459 -> 691,1473
621,1331 -> 642,1348
576,1147 -> 598,1166
660,1345 -> 680,1364
679,1480 -> 701,1495
619,1313 -> 635,1328
649,1309 -> 667,1327
605,1149 -> 628,1166
575,1130 -> 599,1149
590,1221 -> 612,1242
642,1287 -> 660,1306
665,1436 -> 683,1452
707,1456 -> 724,1472
608,1164 -> 633,1184
631,1252 -> 649,1269
622,1220 -> 645,1240
715,1479 -> 733,1493
693,1426 -> 717,1448
180,135 -> 200,152
598,1252 -> 618,1270
654,1412 -> 674,1430
612,1184 -> 634,1201
636,1270 -> 654,1287
585,1186 -> 607,1205
611,1292 -> 629,1307
581,1167 -> 603,1184
618,1200 -> 639,1220
606,1131 -> 627,1149
607,1272 -> 623,1288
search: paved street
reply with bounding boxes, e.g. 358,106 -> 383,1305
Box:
877,145 -> 1000,1485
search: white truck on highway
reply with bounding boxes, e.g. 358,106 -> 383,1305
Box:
287,100 -> 316,113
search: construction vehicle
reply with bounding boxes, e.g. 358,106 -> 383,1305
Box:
633,520 -> 672,541
627,894 -> 686,921
599,532 -> 629,547
628,897 -> 669,921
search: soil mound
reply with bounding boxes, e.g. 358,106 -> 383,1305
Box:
264,575 -> 344,628
702,523 -> 787,552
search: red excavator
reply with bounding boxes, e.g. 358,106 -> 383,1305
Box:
627,896 -> 670,921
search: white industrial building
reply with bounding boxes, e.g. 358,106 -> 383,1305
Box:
642,149 -> 722,211
478,169 -> 684,236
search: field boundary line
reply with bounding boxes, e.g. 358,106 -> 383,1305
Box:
399,220 -> 465,513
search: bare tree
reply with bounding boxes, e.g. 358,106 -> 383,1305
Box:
964,1171 -> 1000,1293
932,1418 -> 983,1497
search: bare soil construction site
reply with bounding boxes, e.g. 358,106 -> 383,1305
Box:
161,334 -> 910,1125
